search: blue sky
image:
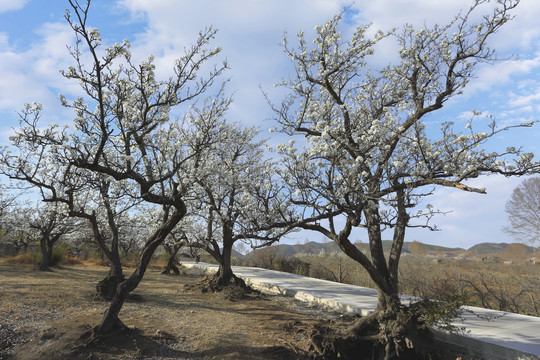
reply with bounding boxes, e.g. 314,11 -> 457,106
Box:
0,0 -> 539,249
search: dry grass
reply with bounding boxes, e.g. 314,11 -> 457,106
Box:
0,262 -> 323,360
286,254 -> 540,316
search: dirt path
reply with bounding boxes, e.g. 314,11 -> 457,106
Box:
0,263 -> 332,359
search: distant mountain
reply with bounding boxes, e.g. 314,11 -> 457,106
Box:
245,241 -> 340,258
468,242 -> 511,255
384,241 -> 465,254
468,242 -> 536,255
292,241 -> 341,255
246,240 -> 535,258
180,249 -> 245,258
246,240 -> 465,258
231,249 -> 245,258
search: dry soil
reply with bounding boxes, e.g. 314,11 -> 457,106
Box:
0,263 -> 336,360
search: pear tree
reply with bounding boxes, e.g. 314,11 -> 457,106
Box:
272,0 -> 538,358
0,0 -> 228,338
189,122 -> 296,288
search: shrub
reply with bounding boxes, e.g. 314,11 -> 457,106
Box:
122,251 -> 142,268
63,256 -> 82,265
199,254 -> 217,264
82,250 -> 111,267
309,263 -> 334,281
3,252 -> 40,265
2,245 -> 69,267
50,244 -> 69,266
83,256 -> 110,267
231,256 -> 244,266
278,256 -> 311,276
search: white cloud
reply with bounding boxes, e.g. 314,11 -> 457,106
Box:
0,0 -> 28,13
508,79 -> 540,111
350,0 -> 472,30
487,0 -> 540,52
117,0 -> 350,126
465,56 -> 540,96
0,0 -> 538,250
0,20 -> 76,143
0,32 -> 9,48
408,175 -> 530,249
510,92 -> 540,109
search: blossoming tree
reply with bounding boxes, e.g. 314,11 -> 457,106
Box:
190,121 -> 296,288
271,0 -> 538,357
29,202 -> 77,271
0,0 -> 228,338
1,121 -> 148,296
0,199 -> 33,255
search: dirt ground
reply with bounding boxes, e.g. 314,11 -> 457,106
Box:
0,262 -> 342,360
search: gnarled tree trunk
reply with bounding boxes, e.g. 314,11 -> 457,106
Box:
215,241 -> 234,285
161,241 -> 184,275
309,200 -> 419,359
95,255 -> 124,300
38,236 -> 50,271
85,209 -> 126,300
38,233 -> 62,271
91,205 -> 185,338
209,227 -> 246,289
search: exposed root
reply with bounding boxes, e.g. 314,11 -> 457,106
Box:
303,309 -> 439,360
184,274 -> 257,301
309,323 -> 342,359
84,318 -> 130,345
161,261 -> 181,275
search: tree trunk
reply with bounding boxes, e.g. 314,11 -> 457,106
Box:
91,204 -> 185,338
47,243 -> 53,261
109,256 -> 123,278
309,289 -> 409,360
95,257 -> 124,300
162,251 -> 180,275
161,242 -> 183,275
87,209 -> 126,299
38,236 -> 50,271
216,243 -> 233,285
315,219 -> 412,359
213,242 -> 246,288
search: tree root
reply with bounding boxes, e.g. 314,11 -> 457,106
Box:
161,260 -> 181,275
161,264 -> 181,275
82,318 -> 130,345
306,309 -> 429,360
184,274 -> 256,301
